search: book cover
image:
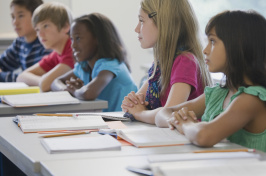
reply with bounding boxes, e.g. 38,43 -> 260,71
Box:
116,127 -> 190,148
1,91 -> 79,107
41,134 -> 121,154
16,115 -> 108,133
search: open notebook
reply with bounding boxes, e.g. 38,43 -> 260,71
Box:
15,115 -> 108,133
116,127 -> 190,148
41,134 -> 121,154
1,91 -> 79,107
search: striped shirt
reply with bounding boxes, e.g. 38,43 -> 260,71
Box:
0,37 -> 51,82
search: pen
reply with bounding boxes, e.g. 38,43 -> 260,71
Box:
40,131 -> 90,138
193,148 -> 256,153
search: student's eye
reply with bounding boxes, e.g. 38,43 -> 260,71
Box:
18,14 -> 24,18
76,37 -> 81,41
209,39 -> 215,45
44,24 -> 48,28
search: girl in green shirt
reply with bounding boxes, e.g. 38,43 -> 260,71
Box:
156,10 -> 266,152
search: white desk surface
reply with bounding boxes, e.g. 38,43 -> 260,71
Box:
40,156 -> 266,176
0,117 -> 249,176
41,156 -> 150,176
0,99 -> 108,117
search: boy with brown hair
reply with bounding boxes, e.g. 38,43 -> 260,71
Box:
0,0 -> 51,82
16,2 -> 75,92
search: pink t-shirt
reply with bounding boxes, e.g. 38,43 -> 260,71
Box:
39,39 -> 74,72
160,53 -> 204,106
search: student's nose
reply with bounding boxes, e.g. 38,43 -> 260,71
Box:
203,45 -> 209,55
38,29 -> 45,38
71,40 -> 76,49
135,23 -> 140,33
12,18 -> 18,26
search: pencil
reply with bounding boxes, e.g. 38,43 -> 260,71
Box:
193,148 -> 255,153
40,131 -> 90,138
34,113 -> 77,117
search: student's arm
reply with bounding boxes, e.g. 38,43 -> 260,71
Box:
50,70 -> 76,91
125,82 -> 193,125
69,70 -> 115,100
170,94 -> 266,147
40,63 -> 73,92
16,63 -> 46,86
155,94 -> 206,127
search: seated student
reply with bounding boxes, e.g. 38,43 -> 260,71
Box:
121,0 -> 212,123
51,13 -> 137,112
16,2 -> 75,92
0,0 -> 51,82
156,10 -> 266,152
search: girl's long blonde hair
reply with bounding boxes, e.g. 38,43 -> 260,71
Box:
141,0 -> 212,95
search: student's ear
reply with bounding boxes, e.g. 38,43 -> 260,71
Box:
62,23 -> 70,35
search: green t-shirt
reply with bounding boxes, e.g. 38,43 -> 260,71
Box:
202,84 -> 266,152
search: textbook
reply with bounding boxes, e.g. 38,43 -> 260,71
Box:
41,134 -> 121,154
116,127 -> 190,148
0,82 -> 40,95
1,91 -> 79,107
16,115 -> 109,133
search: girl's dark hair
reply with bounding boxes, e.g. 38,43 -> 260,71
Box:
205,10 -> 266,89
74,13 -> 131,72
10,0 -> 43,14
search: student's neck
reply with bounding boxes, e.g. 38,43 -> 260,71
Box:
87,56 -> 98,70
54,36 -> 69,55
24,33 -> 37,43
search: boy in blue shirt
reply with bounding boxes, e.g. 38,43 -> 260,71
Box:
0,0 -> 51,82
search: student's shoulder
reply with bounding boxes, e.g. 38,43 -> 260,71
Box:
11,37 -> 25,45
95,58 -> 120,67
173,52 -> 197,66
236,86 -> 266,102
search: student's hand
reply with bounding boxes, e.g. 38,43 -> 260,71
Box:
121,91 -> 149,112
126,103 -> 148,117
167,108 -> 198,134
65,77 -> 84,89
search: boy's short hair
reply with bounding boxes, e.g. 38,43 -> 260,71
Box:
10,0 -> 43,14
32,2 -> 72,31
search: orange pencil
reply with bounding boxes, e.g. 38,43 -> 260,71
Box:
193,148 -> 255,153
40,131 -> 90,138
34,113 -> 74,117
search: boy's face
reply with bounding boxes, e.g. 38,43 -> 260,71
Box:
35,19 -> 69,51
11,5 -> 36,39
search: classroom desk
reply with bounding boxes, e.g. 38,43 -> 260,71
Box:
0,99 -> 108,117
40,156 -> 266,176
0,117 -> 250,176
